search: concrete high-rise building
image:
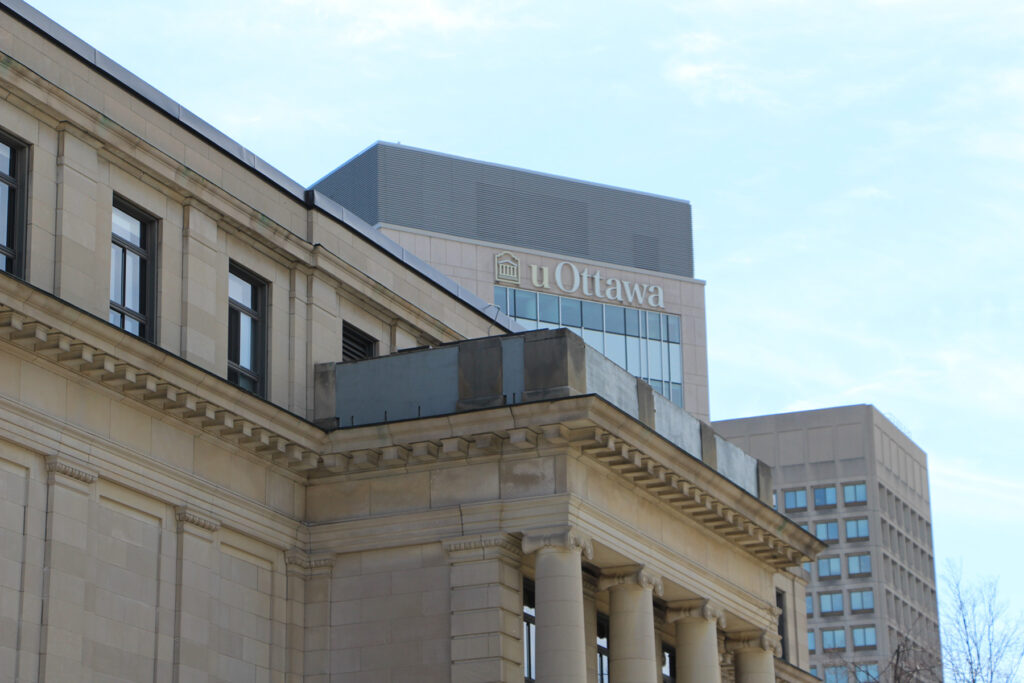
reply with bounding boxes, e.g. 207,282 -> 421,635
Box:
0,2 -> 823,682
715,406 -> 942,682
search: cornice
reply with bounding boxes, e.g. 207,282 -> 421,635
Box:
174,505 -> 220,532
0,296 -> 325,475
45,454 -> 97,483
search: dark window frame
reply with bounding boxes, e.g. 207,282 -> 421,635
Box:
109,198 -> 157,341
227,263 -> 267,396
661,641 -> 676,683
814,485 -> 838,508
523,579 -> 536,683
597,612 -> 610,683
342,321 -> 378,362
0,130 -> 29,278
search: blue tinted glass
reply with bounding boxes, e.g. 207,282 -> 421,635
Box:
667,315 -> 680,343
582,301 -> 603,330
605,333 -> 626,369
560,298 -> 581,327
626,337 -> 641,375
670,383 -> 682,407
494,286 -> 507,312
605,305 -> 625,334
0,142 -> 11,176
624,308 -> 640,336
582,328 -> 603,351
647,312 -> 662,340
669,343 -> 682,382
515,289 -> 537,320
538,293 -> 559,323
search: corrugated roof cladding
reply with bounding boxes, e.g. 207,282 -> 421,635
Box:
314,143 -> 694,278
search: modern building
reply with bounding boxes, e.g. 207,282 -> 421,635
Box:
313,142 -> 710,421
714,406 -> 942,682
0,2 -> 823,682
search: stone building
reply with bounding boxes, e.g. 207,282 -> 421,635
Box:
0,1 -> 824,682
715,406 -> 942,682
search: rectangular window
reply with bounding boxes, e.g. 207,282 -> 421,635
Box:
597,613 -> 609,683
822,627 -> 846,651
784,489 -> 807,511
228,264 -> 265,395
806,593 -> 814,615
819,557 -> 842,578
848,553 -> 872,576
814,485 -> 838,507
109,201 -> 155,340
342,321 -> 377,362
820,592 -> 844,615
846,518 -> 870,541
844,482 -> 868,505
661,643 -> 676,683
853,626 -> 877,649
816,521 -> 839,542
825,667 -> 849,683
850,589 -> 874,612
523,580 -> 536,682
808,630 -> 816,652
0,131 -> 27,277
855,664 -> 880,681
776,590 -> 788,661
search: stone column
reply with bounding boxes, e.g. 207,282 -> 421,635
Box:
727,630 -> 779,683
521,527 -> 592,683
445,533 -> 524,683
582,574 -> 599,683
667,599 -> 726,683
598,567 -> 663,683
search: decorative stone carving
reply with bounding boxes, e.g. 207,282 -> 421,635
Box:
667,598 -> 728,628
725,629 -> 782,656
173,505 -> 221,532
597,566 -> 665,597
521,526 -> 593,560
45,454 -> 98,483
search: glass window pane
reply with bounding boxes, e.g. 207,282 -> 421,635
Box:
125,251 -> 141,311
605,305 -> 625,334
112,206 -> 142,245
649,379 -> 664,395
624,308 -> 640,336
515,289 -> 537,320
647,312 -> 662,340
493,286 -> 507,313
538,293 -> 559,323
582,301 -> 603,330
605,333 -> 626,369
626,336 -> 641,375
0,185 -> 9,246
0,254 -> 6,272
560,298 -> 582,327
582,328 -> 603,352
516,317 -> 538,330
229,271 -> 253,307
668,343 -> 682,382
108,310 -> 121,326
670,382 -> 682,407
238,314 -> 254,369
0,142 -> 10,175
124,316 -> 140,335
110,243 -> 123,304
647,339 -> 663,379
667,315 -> 680,343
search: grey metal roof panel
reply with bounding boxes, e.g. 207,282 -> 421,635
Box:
314,142 -> 695,278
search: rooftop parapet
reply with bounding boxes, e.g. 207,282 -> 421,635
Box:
315,328 -> 767,500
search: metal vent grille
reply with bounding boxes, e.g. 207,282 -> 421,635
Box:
342,322 -> 377,362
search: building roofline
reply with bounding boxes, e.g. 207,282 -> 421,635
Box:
0,0 -> 517,334
315,140 -> 693,207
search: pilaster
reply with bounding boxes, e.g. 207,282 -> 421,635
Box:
284,548 -> 335,683
172,505 -> 221,682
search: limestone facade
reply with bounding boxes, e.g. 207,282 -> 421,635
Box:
0,2 -> 822,682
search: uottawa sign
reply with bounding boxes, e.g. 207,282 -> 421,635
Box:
494,251 -> 665,309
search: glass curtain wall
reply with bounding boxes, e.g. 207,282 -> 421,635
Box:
495,285 -> 683,407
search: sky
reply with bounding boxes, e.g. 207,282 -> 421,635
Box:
26,0 -> 1024,641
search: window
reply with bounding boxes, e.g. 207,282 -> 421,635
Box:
802,561 -> 812,574
819,557 -> 842,578
814,485 -> 837,507
0,131 -> 27,277
109,201 -> 155,339
825,666 -> 849,683
342,321 -> 377,362
855,664 -> 880,681
844,482 -> 867,505
776,590 -> 788,661
848,553 -> 872,576
853,626 -> 877,649
523,580 -> 536,682
784,489 -> 807,511
850,589 -> 874,612
597,613 -> 609,683
808,630 -> 816,652
228,264 -> 265,395
820,592 -> 844,615
822,627 -> 846,651
661,643 -> 675,683
816,521 -> 839,542
810,666 -> 818,677
846,518 -> 870,541
806,593 -> 814,615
